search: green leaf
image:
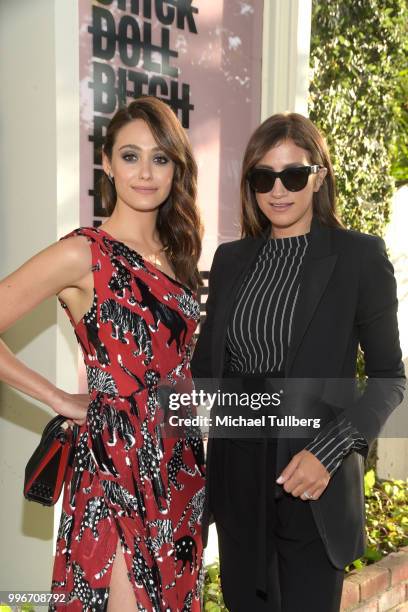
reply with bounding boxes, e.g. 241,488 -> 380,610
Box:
364,547 -> 383,562
207,565 -> 219,583
364,470 -> 376,496
205,602 -> 221,612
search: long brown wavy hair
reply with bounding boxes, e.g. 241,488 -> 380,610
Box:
240,112 -> 343,237
100,96 -> 203,290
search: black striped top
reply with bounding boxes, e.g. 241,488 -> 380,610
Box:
225,232 -> 367,476
226,234 -> 309,373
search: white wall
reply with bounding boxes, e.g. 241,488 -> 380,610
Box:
0,0 -> 79,592
377,185 -> 408,480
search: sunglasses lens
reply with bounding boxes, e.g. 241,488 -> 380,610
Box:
283,167 -> 310,191
248,169 -> 275,193
248,166 -> 312,193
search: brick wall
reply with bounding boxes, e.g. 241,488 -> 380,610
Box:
341,546 -> 408,611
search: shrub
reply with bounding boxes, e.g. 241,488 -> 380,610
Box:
309,0 -> 408,235
347,469 -> 408,570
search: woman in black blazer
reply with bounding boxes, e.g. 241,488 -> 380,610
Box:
191,113 -> 405,612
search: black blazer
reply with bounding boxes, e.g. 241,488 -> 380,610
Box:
191,215 -> 405,569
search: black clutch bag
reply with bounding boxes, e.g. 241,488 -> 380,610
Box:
24,415 -> 77,506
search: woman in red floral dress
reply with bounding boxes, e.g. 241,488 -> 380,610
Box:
0,96 -> 205,611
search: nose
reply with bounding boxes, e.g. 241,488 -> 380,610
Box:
270,177 -> 287,197
138,157 -> 153,181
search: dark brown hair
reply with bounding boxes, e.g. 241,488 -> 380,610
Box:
101,96 -> 203,290
240,112 -> 343,237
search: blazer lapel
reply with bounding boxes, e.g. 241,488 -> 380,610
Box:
212,234 -> 268,377
285,217 -> 338,375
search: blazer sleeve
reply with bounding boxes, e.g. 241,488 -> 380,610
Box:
190,244 -> 224,379
337,235 -> 405,450
304,417 -> 368,475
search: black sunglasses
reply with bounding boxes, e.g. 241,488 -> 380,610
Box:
247,165 -> 322,193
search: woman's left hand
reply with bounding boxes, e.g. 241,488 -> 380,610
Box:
276,449 -> 330,500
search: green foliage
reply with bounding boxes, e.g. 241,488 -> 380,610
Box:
346,469 -> 408,571
203,561 -> 228,611
389,65 -> 408,185
0,606 -> 35,612
309,0 -> 408,235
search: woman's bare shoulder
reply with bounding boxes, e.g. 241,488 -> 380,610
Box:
56,233 -> 93,274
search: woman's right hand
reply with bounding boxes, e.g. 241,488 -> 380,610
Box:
51,390 -> 90,426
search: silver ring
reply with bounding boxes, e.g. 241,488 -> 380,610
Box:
303,491 -> 313,499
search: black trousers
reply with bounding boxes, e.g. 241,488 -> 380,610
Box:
211,438 -> 345,612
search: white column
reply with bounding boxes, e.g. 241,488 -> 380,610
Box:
261,0 -> 312,118
0,0 -> 80,590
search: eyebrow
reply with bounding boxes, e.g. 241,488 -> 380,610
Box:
118,144 -> 164,152
257,162 -> 308,170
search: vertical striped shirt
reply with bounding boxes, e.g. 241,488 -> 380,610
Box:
225,232 -> 367,476
226,234 -> 309,374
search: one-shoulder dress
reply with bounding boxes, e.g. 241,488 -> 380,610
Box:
49,226 -> 205,612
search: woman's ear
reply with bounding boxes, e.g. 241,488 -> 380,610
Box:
313,167 -> 328,192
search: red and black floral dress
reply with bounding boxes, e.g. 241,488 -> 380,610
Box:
50,226 -> 205,612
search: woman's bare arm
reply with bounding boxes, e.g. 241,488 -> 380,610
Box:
0,235 -> 92,422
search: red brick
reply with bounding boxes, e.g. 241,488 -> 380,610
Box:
351,598 -> 379,611
346,565 -> 390,601
376,552 -> 408,585
341,576 -> 361,609
378,583 -> 406,611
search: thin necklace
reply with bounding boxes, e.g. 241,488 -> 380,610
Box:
141,245 -> 169,268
